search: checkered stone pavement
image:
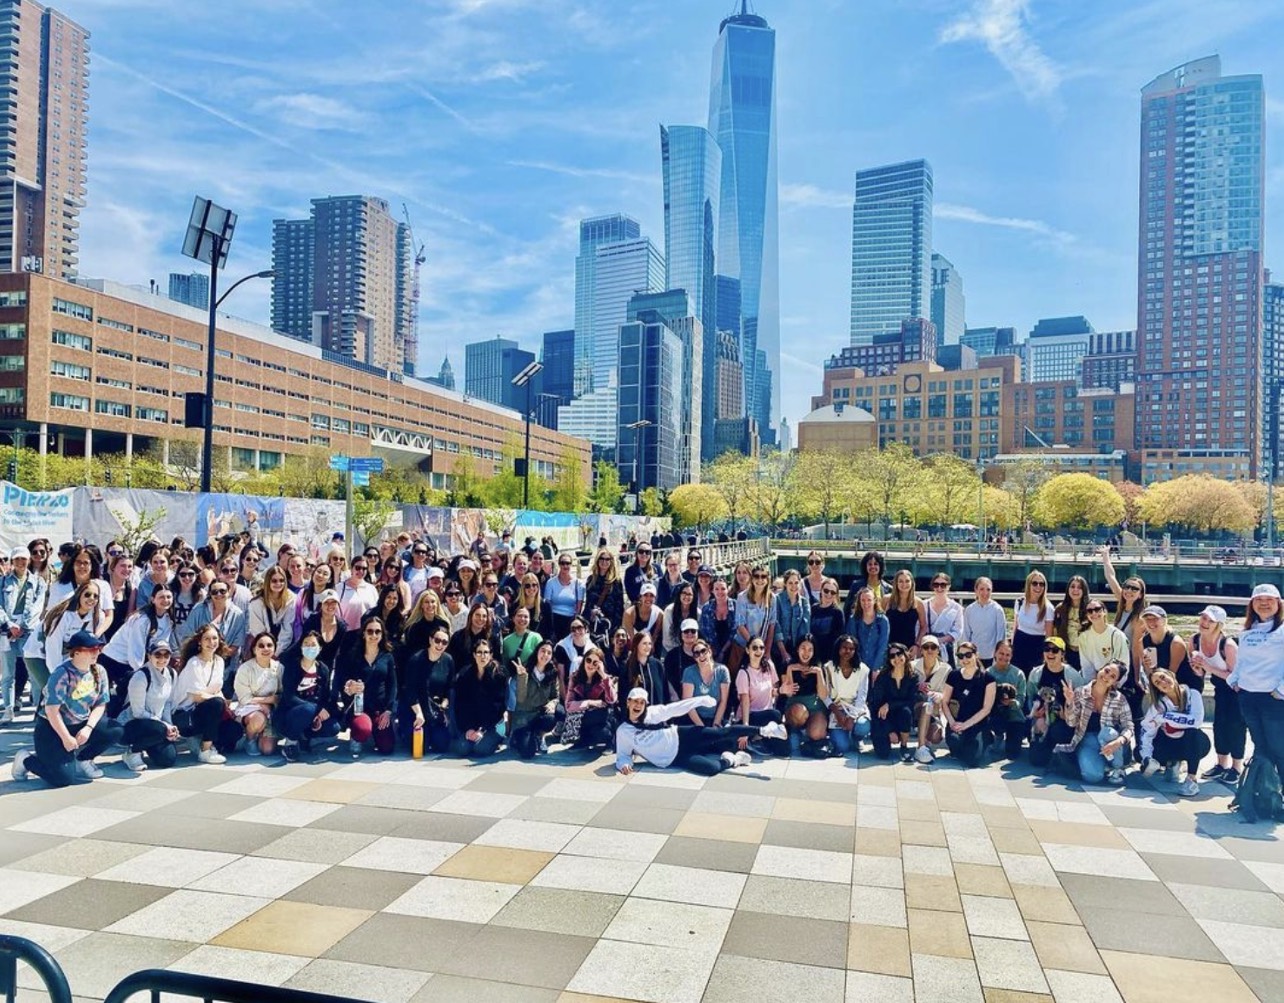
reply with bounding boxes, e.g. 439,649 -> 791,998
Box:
2,729 -> 1283,1003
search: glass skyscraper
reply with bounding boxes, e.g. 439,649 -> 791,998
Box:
574,214 -> 641,397
930,253 -> 965,345
661,124 -> 720,464
1136,56 -> 1264,480
850,160 -> 933,346
709,3 -> 779,445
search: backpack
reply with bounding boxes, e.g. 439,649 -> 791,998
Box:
1230,756 -> 1284,824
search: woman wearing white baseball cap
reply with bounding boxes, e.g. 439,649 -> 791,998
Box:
1228,584 -> 1284,808
614,688 -> 786,776
1190,604 -> 1242,784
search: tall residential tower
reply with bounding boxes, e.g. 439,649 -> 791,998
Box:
709,1 -> 779,445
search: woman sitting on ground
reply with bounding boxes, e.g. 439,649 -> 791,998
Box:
405,625 -> 455,754
1077,597 -> 1131,681
869,643 -> 917,761
614,689 -> 788,777
509,638 -> 563,760
450,636 -> 506,758
232,631 -> 283,757
682,641 -> 731,728
825,634 -> 871,755
1139,667 -> 1210,797
274,630 -> 341,761
334,616 -> 397,757
119,638 -> 182,772
940,641 -> 995,768
171,625 -> 227,764
564,645 -> 618,749
1053,659 -> 1133,786
783,634 -> 830,756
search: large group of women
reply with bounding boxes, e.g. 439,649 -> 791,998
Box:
2,532 -> 1281,807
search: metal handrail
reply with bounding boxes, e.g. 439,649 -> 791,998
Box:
103,969 -> 377,1003
0,935 -> 72,1003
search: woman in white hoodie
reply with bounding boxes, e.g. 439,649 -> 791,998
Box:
614,689 -> 787,776
1139,668 -> 1210,797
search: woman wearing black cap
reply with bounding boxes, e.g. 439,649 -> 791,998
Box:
120,639 -> 181,772
12,629 -> 124,787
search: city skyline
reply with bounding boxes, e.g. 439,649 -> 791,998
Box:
48,0 -> 1284,432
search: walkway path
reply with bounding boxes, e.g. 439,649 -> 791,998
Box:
1,729 -> 1281,1002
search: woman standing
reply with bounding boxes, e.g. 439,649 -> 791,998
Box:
925,573 -> 965,665
1053,660 -> 1133,786
824,635 -> 871,754
30,582 -> 101,702
367,585 -> 407,645
1077,599 -> 1132,682
233,632 -> 283,757
731,566 -> 776,672
132,548 -> 172,611
543,555 -> 585,640
1010,571 -> 1054,672
847,587 -> 889,676
885,570 -> 926,658
809,578 -> 846,665
333,616 -> 397,757
1189,605 -> 1242,784
11,629 -> 123,787
120,639 -> 181,772
869,644 -> 917,761
169,564 -> 204,633
512,573 -> 545,636
773,570 -> 811,668
655,552 -> 687,609
940,642 -> 995,768
1100,547 -> 1147,650
584,549 -> 624,634
847,550 -> 891,621
448,602 -> 499,673
48,545 -> 116,637
1052,576 -> 1091,671
172,625 -> 228,764
293,563 -> 333,637
100,585 -> 175,717
247,565 -> 297,658
625,631 -> 668,705
377,557 -> 412,613
402,589 -> 450,656
802,551 -> 828,608
728,561 -> 753,601
103,555 -> 135,642
1139,667 -> 1210,796
697,580 -> 737,666
1227,584 -> 1284,802
274,630 -> 341,761
614,690 -> 787,777
450,637 -> 506,758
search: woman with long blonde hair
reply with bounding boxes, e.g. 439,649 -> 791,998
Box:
1010,571 -> 1054,672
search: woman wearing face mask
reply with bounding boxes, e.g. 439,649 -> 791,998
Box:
274,630 -> 340,761
99,584 -> 176,718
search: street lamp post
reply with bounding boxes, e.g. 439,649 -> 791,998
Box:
511,361 -> 544,509
626,419 -> 653,509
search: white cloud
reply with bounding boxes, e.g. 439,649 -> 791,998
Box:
935,201 -> 1076,245
507,160 -> 657,185
470,60 -> 545,83
779,183 -> 850,210
939,0 -> 1062,102
253,93 -> 365,131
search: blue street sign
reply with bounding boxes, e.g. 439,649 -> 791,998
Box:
349,457 -> 385,473
329,456 -> 350,472
351,471 -> 371,487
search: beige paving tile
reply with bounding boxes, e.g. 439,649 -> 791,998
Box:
897,799 -> 942,823
979,806 -> 1029,829
852,827 -> 902,858
904,873 -> 963,913
1011,885 -> 1081,926
1027,820 -> 1128,849
900,820 -> 947,847
1043,970 -> 1123,1003
982,991 -> 1052,1003
433,845 -> 554,885
170,944 -> 309,986
1100,950 -> 1260,1003
8,838 -> 149,878
1026,921 -> 1106,975
673,811 -> 766,843
962,895 -> 1028,940
213,900 -> 373,957
771,797 -> 856,826
955,863 -> 1014,899
973,937 -> 1050,994
847,922 -> 911,977
845,971 -> 914,1003
286,959 -> 431,1002
281,779 -> 381,804
908,907 -> 973,959
988,826 -> 1045,855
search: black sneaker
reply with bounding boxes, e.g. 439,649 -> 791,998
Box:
1200,764 -> 1226,781
1221,767 -> 1241,785
279,742 -> 298,763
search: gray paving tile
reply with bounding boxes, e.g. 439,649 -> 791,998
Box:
1059,872 -> 1181,915
283,865 -> 421,911
1215,834 -> 1284,865
589,802 -> 684,834
754,778 -> 863,805
389,812 -> 498,844
1168,882 -> 1284,927
761,819 -> 854,853
1142,853 -> 1273,891
431,925 -> 596,989
45,931 -> 193,1000
1099,805 -> 1198,831
1236,965 -> 1284,1002
508,796 -> 602,825
284,959 -> 430,1003
611,783 -> 700,811
324,914 -> 480,972
0,829 -> 58,867
250,828 -> 379,865
92,813 -> 283,854
491,886 -> 624,938
133,767 -> 231,791
461,772 -> 551,796
410,974 -> 558,1002
313,805 -> 432,836
704,953 -> 846,1003
159,791 -> 262,820
737,874 -> 850,921
1078,904 -> 1223,962
720,910 -> 847,969
654,835 -> 759,874
5,878 -> 169,930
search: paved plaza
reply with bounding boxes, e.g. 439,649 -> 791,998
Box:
1,731 -> 1283,1003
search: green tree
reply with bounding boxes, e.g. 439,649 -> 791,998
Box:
588,461 -> 624,514
789,450 -> 852,537
981,484 -> 1020,531
857,443 -> 922,527
918,453 -> 981,528
447,453 -> 486,507
353,497 -> 397,548
639,486 -> 665,517
550,445 -> 589,514
1139,475 -> 1256,535
751,449 -> 794,533
704,451 -> 756,529
668,483 -> 729,531
1000,458 -> 1051,530
1032,474 -> 1125,531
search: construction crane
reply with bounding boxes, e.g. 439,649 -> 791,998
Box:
401,203 -> 427,376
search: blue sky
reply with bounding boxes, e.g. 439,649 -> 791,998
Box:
60,0 -> 1284,431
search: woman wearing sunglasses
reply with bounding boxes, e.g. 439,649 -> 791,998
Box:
231,631 -> 283,757
334,615 -> 397,758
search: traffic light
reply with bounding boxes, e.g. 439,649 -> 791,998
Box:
184,392 -> 207,428
6,458 -> 16,482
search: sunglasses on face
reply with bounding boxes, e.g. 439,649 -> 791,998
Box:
694,648 -> 710,656
353,565 -> 368,572
220,567 -> 237,574
807,559 -> 821,566
1043,646 -> 1061,654
178,571 -> 196,578
559,562 -> 572,568
475,648 -> 491,656
752,574 -> 768,580
524,584 -> 538,589
430,637 -> 448,646
1087,606 -> 1105,614
748,644 -> 764,651
922,645 -> 939,651
210,588 -> 228,596
959,650 -> 976,659
932,582 -> 948,589
365,629 -> 383,636
1123,584 -> 1141,591
1030,582 -> 1045,588
255,642 -> 274,650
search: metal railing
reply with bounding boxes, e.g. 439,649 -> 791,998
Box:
569,537 -> 774,578
103,969 -> 376,1003
774,539 -> 1284,567
0,935 -> 72,1003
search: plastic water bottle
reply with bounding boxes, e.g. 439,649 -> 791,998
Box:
353,691 -> 364,716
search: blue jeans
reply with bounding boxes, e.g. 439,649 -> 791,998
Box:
0,646 -> 19,710
1077,725 -> 1125,784
830,717 -> 871,754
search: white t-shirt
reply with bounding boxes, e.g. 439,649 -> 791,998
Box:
1013,598 -> 1054,637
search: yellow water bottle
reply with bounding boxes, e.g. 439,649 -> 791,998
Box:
412,720 -> 424,759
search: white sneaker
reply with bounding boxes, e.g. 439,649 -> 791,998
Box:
759,721 -> 788,741
122,751 -> 147,773
1141,758 -> 1161,779
1178,777 -> 1199,797
11,747 -> 29,780
2,708 -> 14,724
75,758 -> 103,779
1105,768 -> 1125,786
914,746 -> 933,764
732,750 -> 753,768
197,747 -> 226,765
349,739 -> 362,759
720,751 -> 737,768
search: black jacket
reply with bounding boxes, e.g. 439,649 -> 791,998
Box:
277,653 -> 339,719
452,662 -> 507,733
332,649 -> 397,717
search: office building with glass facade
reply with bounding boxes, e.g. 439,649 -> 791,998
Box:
1026,316 -> 1093,383
851,160 -> 933,347
616,315 -> 683,492
573,214 -> 641,396
930,253 -> 965,345
709,4 -> 779,444
464,336 -> 535,412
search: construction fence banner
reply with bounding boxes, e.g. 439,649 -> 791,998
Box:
0,482 -> 75,551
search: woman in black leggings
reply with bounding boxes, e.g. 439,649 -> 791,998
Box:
614,690 -> 788,776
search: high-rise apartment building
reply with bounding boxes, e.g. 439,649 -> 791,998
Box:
573,213 -> 640,397
1081,330 -> 1137,391
709,2 -> 779,444
1136,56 -> 1265,480
627,290 -> 702,485
1264,275 -> 1283,480
713,330 -> 744,421
1026,316 -> 1093,383
167,272 -> 209,310
0,1 -> 88,279
930,253 -> 965,345
661,124 -> 721,463
850,160 -> 933,347
270,196 -> 414,373
464,336 -> 536,412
